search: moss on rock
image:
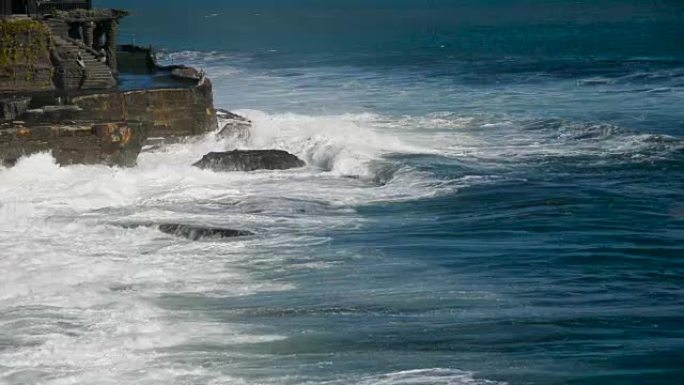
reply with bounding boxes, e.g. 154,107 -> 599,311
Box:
0,19 -> 54,90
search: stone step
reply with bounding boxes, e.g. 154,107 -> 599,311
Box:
49,30 -> 116,90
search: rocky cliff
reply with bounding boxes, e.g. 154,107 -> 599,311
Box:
0,15 -> 219,168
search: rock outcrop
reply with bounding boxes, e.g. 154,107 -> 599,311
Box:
193,150 -> 306,172
0,9 -> 219,168
1,69 -> 217,166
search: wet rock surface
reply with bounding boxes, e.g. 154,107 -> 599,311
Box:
193,150 -> 306,172
157,224 -> 253,240
120,223 -> 254,241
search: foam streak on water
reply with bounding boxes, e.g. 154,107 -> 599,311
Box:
3,31 -> 684,383
2,97 -> 684,383
0,107 -> 493,384
2,95 -> 684,383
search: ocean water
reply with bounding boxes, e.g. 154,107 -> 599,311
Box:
2,1 -> 684,384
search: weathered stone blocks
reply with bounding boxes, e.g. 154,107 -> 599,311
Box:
0,120 -> 150,167
71,78 -> 218,137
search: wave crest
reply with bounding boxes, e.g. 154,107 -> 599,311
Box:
227,110 -> 424,180
313,369 -> 504,385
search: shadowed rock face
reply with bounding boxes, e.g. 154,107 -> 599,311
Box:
157,224 -> 253,241
193,150 -> 305,172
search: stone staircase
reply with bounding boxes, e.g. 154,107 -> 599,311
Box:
45,19 -> 116,90
44,18 -> 69,38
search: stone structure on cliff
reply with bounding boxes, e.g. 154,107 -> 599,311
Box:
0,0 -> 218,167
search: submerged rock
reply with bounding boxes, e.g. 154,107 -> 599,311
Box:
157,224 -> 253,240
193,150 -> 305,172
119,223 -> 253,241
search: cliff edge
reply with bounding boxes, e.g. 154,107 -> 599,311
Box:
0,12 -> 218,167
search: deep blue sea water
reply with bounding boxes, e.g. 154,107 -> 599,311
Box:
1,1 -> 683,384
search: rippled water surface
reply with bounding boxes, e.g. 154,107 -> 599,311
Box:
1,1 -> 683,384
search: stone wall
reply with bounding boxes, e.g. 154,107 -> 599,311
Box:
71,77 -> 218,137
0,19 -> 54,92
0,96 -> 31,121
0,120 -> 151,167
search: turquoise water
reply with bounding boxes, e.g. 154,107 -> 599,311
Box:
1,1 -> 683,384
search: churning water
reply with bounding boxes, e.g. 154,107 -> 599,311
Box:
2,1 -> 683,384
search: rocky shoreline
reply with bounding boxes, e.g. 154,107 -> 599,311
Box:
1,10 -> 219,167
0,62 -> 219,167
1,5 -> 309,243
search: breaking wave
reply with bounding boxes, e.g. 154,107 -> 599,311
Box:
1,102 -> 681,385
302,369 -> 504,385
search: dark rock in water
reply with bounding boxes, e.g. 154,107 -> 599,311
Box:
157,224 -> 253,240
118,222 -> 253,241
193,150 -> 305,172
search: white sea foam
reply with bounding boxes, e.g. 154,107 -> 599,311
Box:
0,104 -> 482,384
2,99 -> 681,384
230,110 -> 423,177
355,369 -> 504,385
298,369 -> 505,385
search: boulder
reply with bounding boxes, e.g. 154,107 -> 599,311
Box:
193,150 -> 305,172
